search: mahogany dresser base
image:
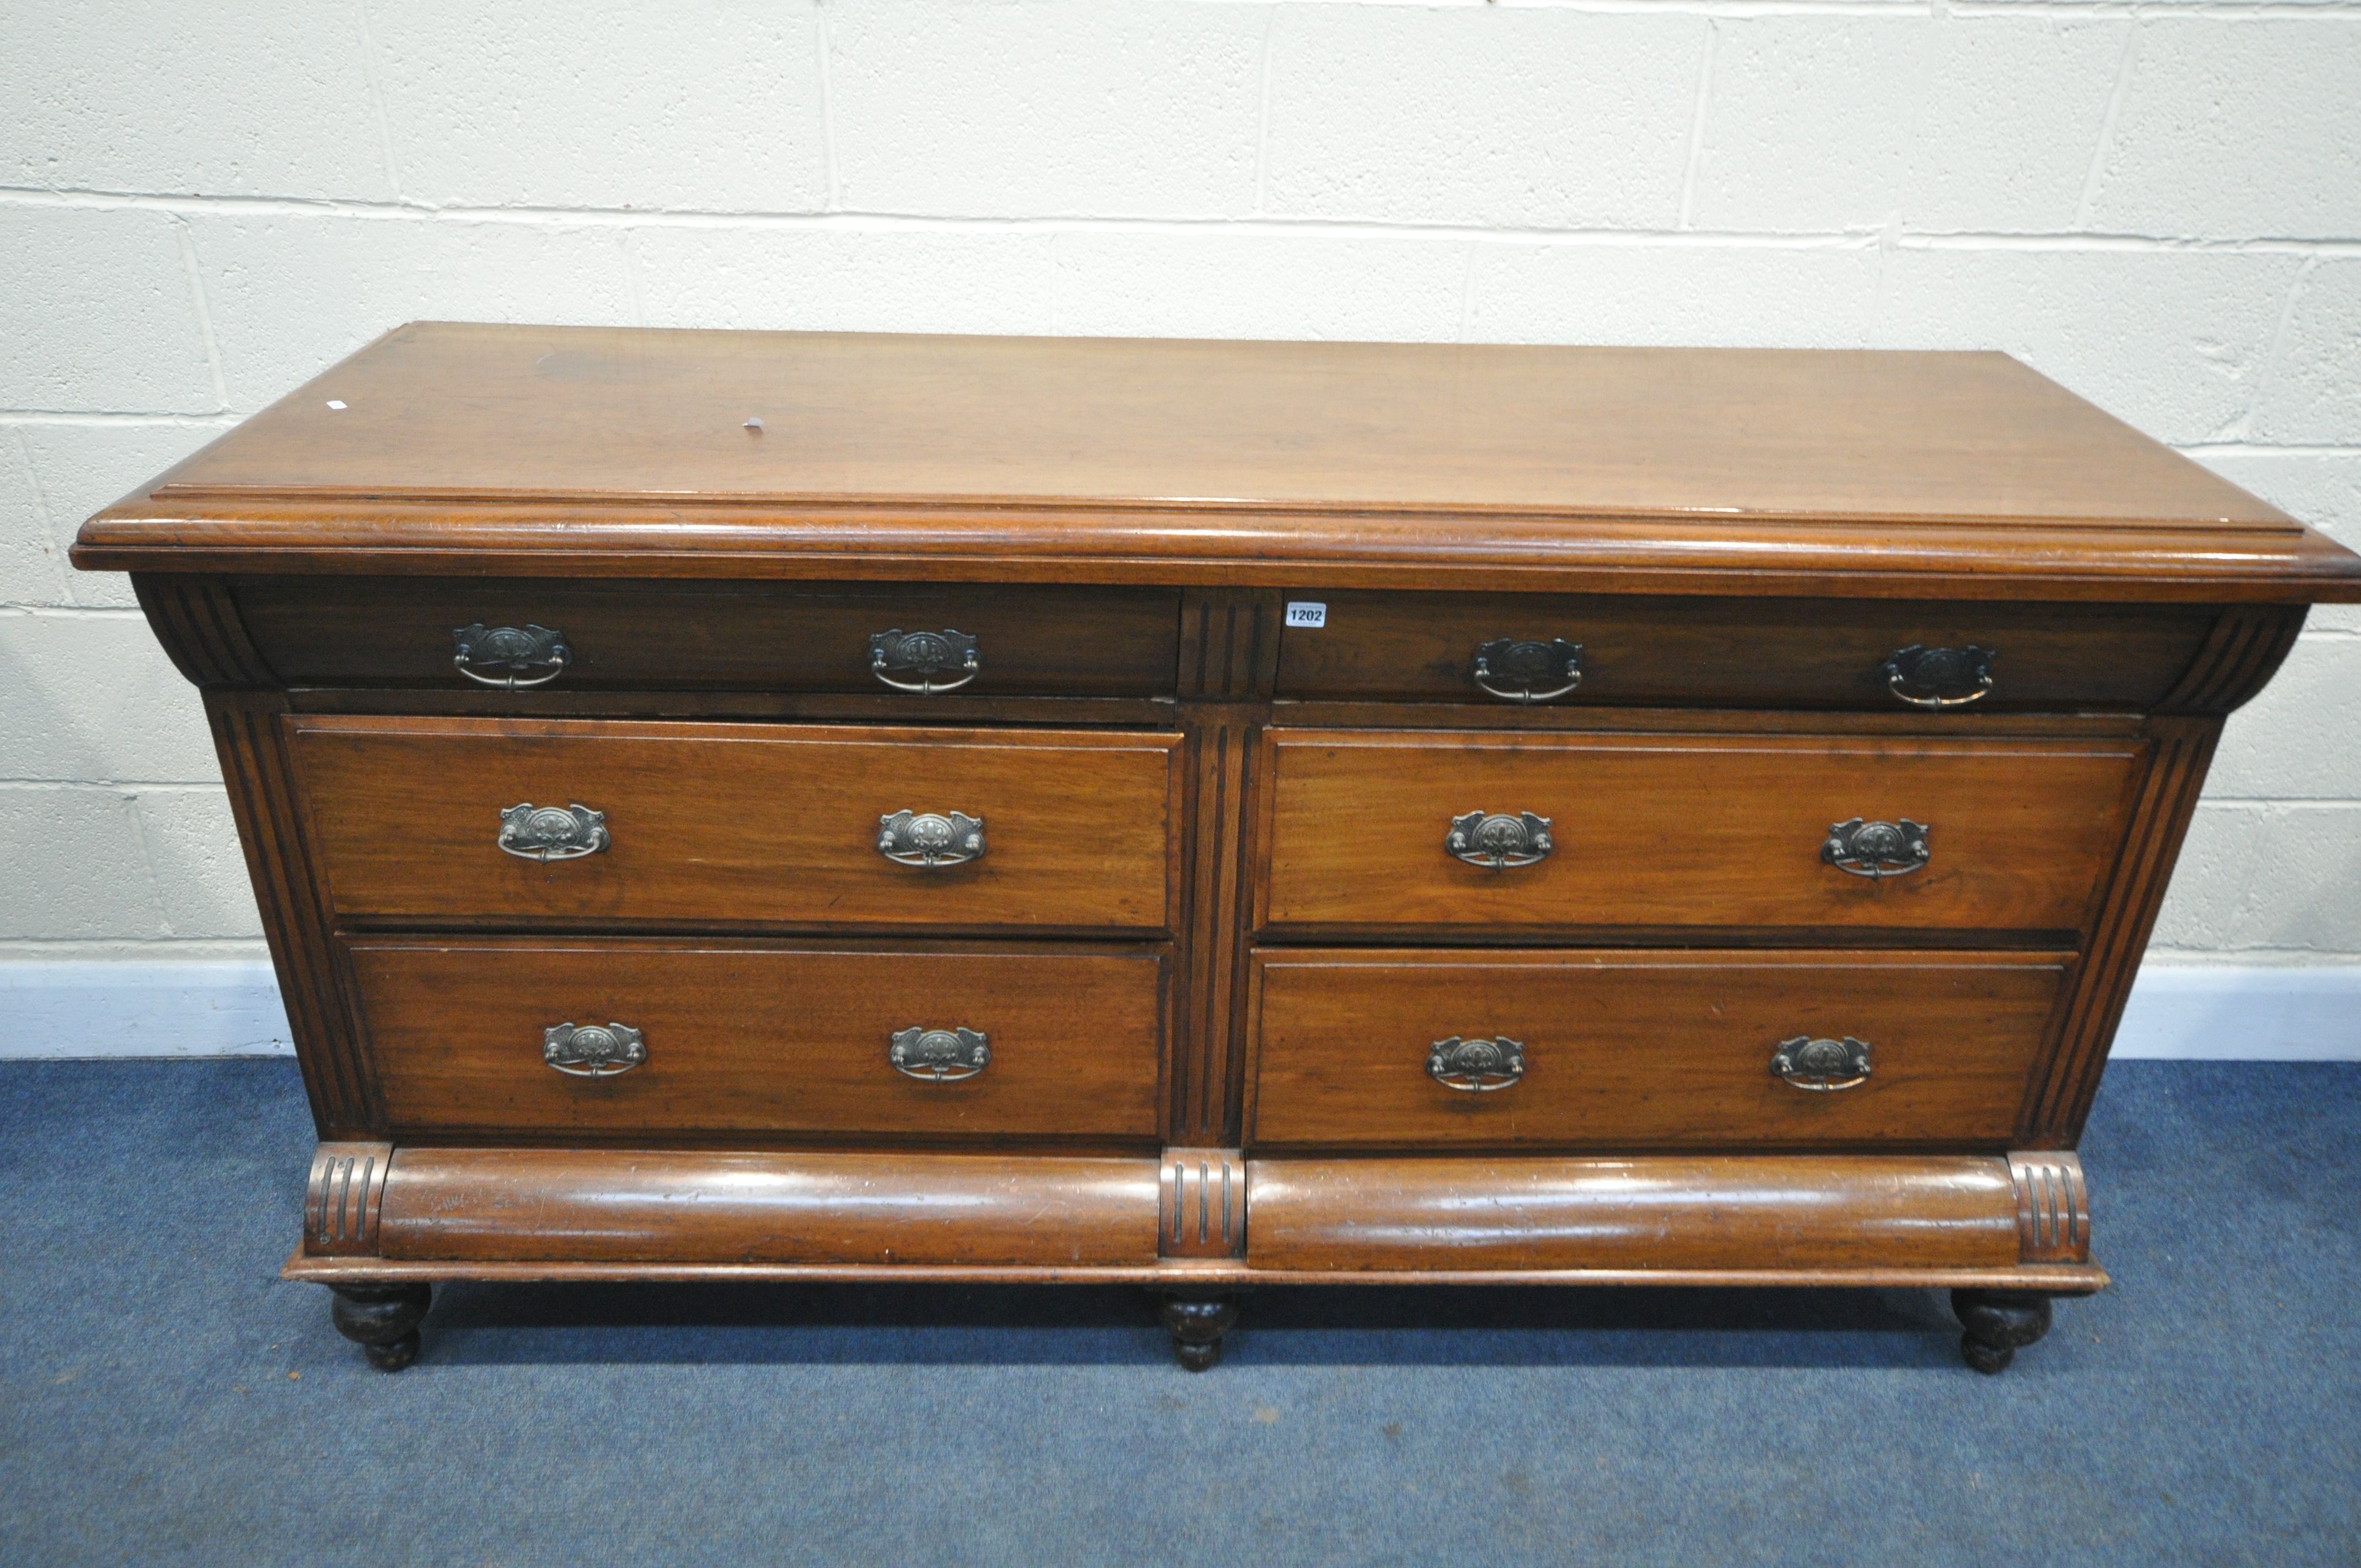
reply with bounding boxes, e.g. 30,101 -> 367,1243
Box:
75,324 -> 2360,1374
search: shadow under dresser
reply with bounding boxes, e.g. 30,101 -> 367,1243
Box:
72,324 -> 2361,1373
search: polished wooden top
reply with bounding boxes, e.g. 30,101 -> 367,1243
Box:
76,323 -> 2361,601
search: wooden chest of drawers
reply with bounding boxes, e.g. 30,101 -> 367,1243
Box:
75,324 -> 2361,1374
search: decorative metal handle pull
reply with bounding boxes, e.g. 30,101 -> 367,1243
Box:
498,803 -> 608,863
871,628 -> 980,694
452,623 -> 571,688
877,809 -> 985,868
1428,1036 -> 1525,1092
1822,818 -> 1930,879
1472,638 -> 1585,703
890,1026 -> 991,1082
544,1021 -> 645,1079
1772,1035 -> 1873,1092
1881,644 -> 1995,709
1446,810 -> 1553,870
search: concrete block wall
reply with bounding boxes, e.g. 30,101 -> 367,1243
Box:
3,1 -> 2358,1046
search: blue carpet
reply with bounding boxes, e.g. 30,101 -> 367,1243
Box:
1,1059 -> 2354,1567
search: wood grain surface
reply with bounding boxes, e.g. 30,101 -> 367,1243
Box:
1274,590 -> 2215,709
290,715 -> 1183,931
73,325 -> 2361,601
1245,1153 -> 2027,1271
1258,728 -> 2142,934
1245,949 -> 2069,1150
234,575 -> 1180,695
373,1146 -> 1162,1266
346,939 -> 1165,1140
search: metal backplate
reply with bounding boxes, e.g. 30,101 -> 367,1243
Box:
890,1026 -> 991,1082
870,628 -> 980,693
877,809 -> 986,868
1428,1035 -> 1526,1092
451,623 -> 571,688
544,1021 -> 646,1079
1771,1035 -> 1873,1091
497,802 -> 609,862
1445,810 -> 1553,870
1822,817 -> 1931,879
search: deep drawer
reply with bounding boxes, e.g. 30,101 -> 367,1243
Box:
1273,591 -> 2215,710
1257,729 -> 2142,935
1245,949 -> 2069,1150
347,940 -> 1165,1140
234,576 -> 1182,696
291,716 -> 1182,930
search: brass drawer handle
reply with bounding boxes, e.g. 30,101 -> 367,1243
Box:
1772,1035 -> 1872,1091
891,1026 -> 991,1081
498,803 -> 608,863
1446,810 -> 1552,870
544,1021 -> 645,1079
452,623 -> 571,688
1429,1035 -> 1525,1092
1882,644 -> 1994,709
1472,638 -> 1584,703
877,809 -> 985,868
871,628 -> 980,693
1822,818 -> 1929,879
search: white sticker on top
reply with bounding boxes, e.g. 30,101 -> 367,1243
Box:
1285,601 -> 1328,629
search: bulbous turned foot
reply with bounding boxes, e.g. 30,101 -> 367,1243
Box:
1952,1288 -> 2053,1375
329,1283 -> 433,1372
1157,1294 -> 1238,1372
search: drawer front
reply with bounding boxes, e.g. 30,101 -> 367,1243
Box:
1259,729 -> 2141,934
348,941 -> 1164,1140
1274,591 -> 2213,710
235,577 -> 1181,696
293,717 -> 1181,930
1247,949 -> 2068,1150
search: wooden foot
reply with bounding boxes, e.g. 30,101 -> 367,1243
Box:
329,1283 -> 432,1372
1952,1288 -> 2053,1374
1157,1294 -> 1238,1372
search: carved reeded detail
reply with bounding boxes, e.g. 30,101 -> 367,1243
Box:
1881,644 -> 1995,709
1157,1294 -> 1239,1373
869,628 -> 980,693
2008,1151 -> 2092,1264
1178,588 -> 1281,702
1822,817 -> 1931,879
1772,1035 -> 1873,1092
543,1021 -> 647,1078
304,1142 -> 393,1256
132,575 -> 276,688
1427,1036 -> 1526,1093
1173,704 -> 1265,1145
1445,810 -> 1553,870
1952,1288 -> 2053,1375
2023,717 -> 2221,1142
1471,638 -> 1585,703
451,623 -> 570,688
1161,1148 -> 1247,1258
2159,606 -> 2308,714
205,692 -> 377,1135
877,809 -> 985,868
330,1283 -> 433,1373
497,802 -> 608,862
889,1026 -> 992,1082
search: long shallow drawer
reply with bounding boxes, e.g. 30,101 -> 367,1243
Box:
1258,729 -> 2141,935
234,576 -> 1181,696
291,716 -> 1182,930
1274,590 -> 2213,709
1246,949 -> 2069,1150
347,940 -> 1165,1140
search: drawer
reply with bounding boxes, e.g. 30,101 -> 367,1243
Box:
292,716 -> 1182,930
347,940 -> 1165,1140
234,576 -> 1181,696
1274,591 -> 2215,710
1246,949 -> 2069,1150
1258,729 -> 2141,935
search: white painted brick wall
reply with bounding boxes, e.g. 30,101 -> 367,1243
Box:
3,0 -> 2358,974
